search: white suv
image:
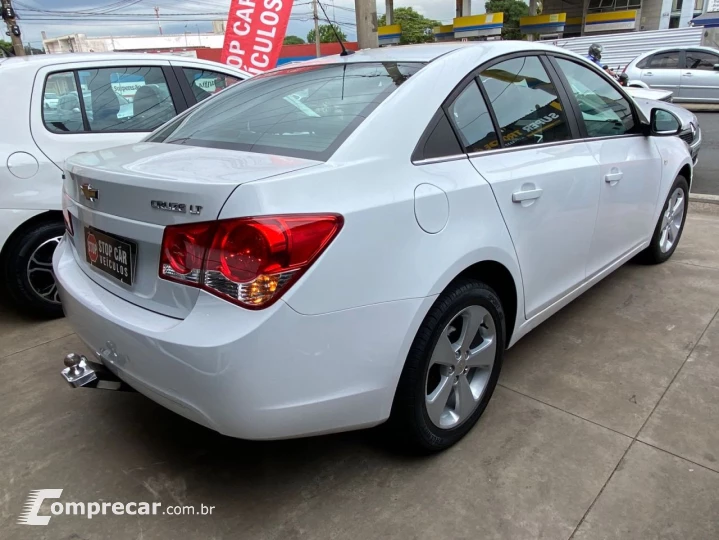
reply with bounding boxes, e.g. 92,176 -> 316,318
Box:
0,53 -> 248,318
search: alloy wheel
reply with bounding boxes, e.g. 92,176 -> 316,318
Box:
659,187 -> 685,254
27,236 -> 63,304
424,305 -> 497,429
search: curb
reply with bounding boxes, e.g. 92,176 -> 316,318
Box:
690,193 -> 719,205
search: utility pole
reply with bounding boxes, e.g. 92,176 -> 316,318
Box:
312,0 -> 321,58
354,0 -> 378,49
1,0 -> 25,56
154,6 -> 163,35
385,0 -> 393,25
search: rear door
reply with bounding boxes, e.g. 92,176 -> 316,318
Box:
640,50 -> 682,94
550,56 -> 662,277
31,59 -> 187,169
459,54 -> 601,319
679,49 -> 719,103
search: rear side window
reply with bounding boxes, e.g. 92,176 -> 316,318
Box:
646,52 -> 681,69
149,62 -> 424,160
446,80 -> 498,152
43,72 -> 84,133
479,56 -> 571,148
182,68 -> 241,103
42,66 -> 178,134
79,67 -> 177,132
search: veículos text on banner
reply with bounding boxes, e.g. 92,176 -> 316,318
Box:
221,0 -> 294,74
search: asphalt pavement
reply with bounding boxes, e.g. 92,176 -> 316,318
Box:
692,112 -> 719,196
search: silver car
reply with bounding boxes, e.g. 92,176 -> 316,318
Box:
623,46 -> 719,103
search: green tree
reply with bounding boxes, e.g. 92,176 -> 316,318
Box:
283,35 -> 305,45
307,24 -> 347,44
0,40 -> 12,57
378,7 -> 439,45
485,0 -> 528,40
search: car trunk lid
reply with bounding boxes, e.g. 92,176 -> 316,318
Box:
64,142 -> 320,318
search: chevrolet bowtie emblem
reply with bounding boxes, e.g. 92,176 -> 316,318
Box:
81,183 -> 99,202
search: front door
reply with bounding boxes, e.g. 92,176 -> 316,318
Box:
453,55 -> 600,319
679,49 -> 719,103
552,57 -> 662,277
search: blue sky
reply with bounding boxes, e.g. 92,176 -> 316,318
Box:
15,0 -> 462,47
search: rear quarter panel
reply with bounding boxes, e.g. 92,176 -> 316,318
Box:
220,157 -> 523,319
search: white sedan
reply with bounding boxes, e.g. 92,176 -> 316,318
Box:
55,42 -> 692,452
0,53 -> 249,318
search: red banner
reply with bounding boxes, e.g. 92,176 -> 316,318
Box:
221,0 -> 294,74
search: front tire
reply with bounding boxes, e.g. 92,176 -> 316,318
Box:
389,279 -> 505,453
2,220 -> 65,319
639,175 -> 689,264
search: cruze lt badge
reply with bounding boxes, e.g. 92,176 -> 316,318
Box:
151,201 -> 202,215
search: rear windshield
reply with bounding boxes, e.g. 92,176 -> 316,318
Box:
148,62 -> 424,160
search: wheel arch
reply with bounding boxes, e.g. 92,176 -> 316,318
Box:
452,261 -> 519,347
679,163 -> 692,189
628,80 -> 648,88
0,210 -> 63,264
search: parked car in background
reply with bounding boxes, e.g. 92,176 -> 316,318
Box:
56,42 -> 693,452
623,46 -> 719,103
0,53 -> 249,318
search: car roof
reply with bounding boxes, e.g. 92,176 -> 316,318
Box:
0,52 -> 251,77
633,45 -> 719,61
271,41 -> 572,70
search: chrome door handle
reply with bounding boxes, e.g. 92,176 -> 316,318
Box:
605,172 -> 623,184
512,188 -> 543,202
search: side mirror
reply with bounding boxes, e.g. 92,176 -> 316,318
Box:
649,108 -> 682,136
714,64 -> 719,71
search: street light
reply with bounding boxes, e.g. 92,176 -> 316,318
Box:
184,24 -> 188,46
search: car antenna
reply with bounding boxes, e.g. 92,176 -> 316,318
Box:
316,0 -> 354,56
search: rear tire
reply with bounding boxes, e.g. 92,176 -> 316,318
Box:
638,175 -> 688,264
2,220 -> 65,319
388,279 -> 505,453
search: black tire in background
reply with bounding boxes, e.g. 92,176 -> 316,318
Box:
1,220 -> 65,319
389,279 -> 505,453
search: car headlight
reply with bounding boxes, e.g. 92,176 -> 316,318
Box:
690,122 -> 697,141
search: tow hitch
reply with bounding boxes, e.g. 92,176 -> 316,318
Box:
61,353 -> 134,391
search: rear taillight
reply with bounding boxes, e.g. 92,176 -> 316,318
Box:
160,214 -> 343,309
62,192 -> 74,236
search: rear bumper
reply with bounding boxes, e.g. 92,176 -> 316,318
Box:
54,237 -> 430,440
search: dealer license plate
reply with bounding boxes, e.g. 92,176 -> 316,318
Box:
84,227 -> 135,286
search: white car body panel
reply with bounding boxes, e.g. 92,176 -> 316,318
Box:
53,42 -> 694,440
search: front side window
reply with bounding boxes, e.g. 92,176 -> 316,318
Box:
685,50 -> 719,71
78,66 -> 177,132
479,56 -> 571,149
447,80 -> 498,152
555,58 -> 636,138
182,68 -> 241,103
43,72 -> 84,133
646,52 -> 681,69
149,62 -> 424,160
